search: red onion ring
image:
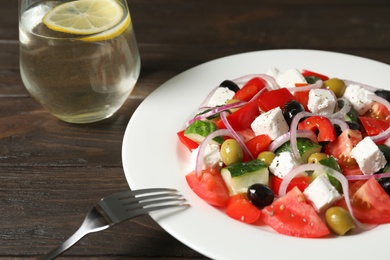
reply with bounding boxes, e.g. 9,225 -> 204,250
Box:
195,129 -> 233,177
220,111 -> 254,160
187,101 -> 246,126
279,163 -> 377,230
268,130 -> 318,152
330,118 -> 350,132
289,111 -> 314,162
346,172 -> 390,181
232,74 -> 279,90
327,98 -> 352,119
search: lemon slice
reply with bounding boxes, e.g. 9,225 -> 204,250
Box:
42,0 -> 125,36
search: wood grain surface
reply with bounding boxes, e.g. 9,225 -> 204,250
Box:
1,0 -> 389,258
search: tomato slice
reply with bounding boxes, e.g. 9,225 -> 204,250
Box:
359,116 -> 390,137
270,176 -> 310,196
233,77 -> 267,101
177,130 -> 199,151
261,187 -> 330,238
298,116 -> 337,142
257,88 -> 296,112
301,69 -> 329,81
351,177 -> 390,224
364,102 -> 390,122
186,168 -> 230,208
244,134 -> 272,159
226,193 -> 261,224
323,129 -> 363,176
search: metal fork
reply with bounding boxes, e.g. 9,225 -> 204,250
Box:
38,188 -> 189,260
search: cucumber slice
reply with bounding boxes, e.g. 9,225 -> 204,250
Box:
221,159 -> 269,195
315,156 -> 343,193
184,120 -> 223,144
275,138 -> 322,163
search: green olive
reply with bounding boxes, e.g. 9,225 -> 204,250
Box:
323,78 -> 346,98
325,206 -> 355,235
257,151 -> 276,167
220,139 -> 243,165
307,153 -> 329,164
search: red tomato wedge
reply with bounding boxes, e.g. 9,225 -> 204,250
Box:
177,130 -> 199,151
351,177 -> 390,224
298,116 -> 337,142
323,129 -> 363,176
261,187 -> 330,238
244,134 -> 272,159
186,168 -> 230,208
359,116 -> 390,137
233,77 -> 267,101
226,193 -> 261,224
270,176 -> 310,196
257,88 -> 296,112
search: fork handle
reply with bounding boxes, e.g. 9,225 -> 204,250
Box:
38,208 -> 109,260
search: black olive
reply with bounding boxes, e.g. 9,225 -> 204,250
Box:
282,100 -> 305,126
220,80 -> 240,92
247,183 -> 274,209
333,124 -> 342,136
378,178 -> 390,196
375,89 -> 390,103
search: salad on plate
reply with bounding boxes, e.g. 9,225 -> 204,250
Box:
177,68 -> 390,238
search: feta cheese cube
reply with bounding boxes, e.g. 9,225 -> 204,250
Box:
342,84 -> 374,115
251,107 -> 289,140
303,174 -> 342,213
207,87 -> 235,107
351,137 -> 387,175
307,89 -> 337,116
269,152 -> 300,178
266,68 -> 307,89
190,144 -> 222,169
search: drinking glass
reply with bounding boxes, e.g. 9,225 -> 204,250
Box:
18,0 -> 141,123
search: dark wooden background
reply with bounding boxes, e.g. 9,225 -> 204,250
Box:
1,0 -> 389,258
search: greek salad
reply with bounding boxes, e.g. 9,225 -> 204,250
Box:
177,68 -> 390,238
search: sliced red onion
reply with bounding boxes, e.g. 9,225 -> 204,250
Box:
330,118 -> 350,132
327,98 -> 352,119
187,101 -> 247,126
268,130 -> 318,152
232,74 -> 279,90
195,129 -> 233,177
346,172 -> 390,181
367,94 -> 390,143
343,79 -> 379,92
220,111 -> 254,160
289,111 -> 314,162
279,163 -> 377,230
287,80 -> 323,92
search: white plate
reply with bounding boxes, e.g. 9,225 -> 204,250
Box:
122,49 -> 390,260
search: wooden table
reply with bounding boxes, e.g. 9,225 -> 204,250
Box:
1,0 -> 389,258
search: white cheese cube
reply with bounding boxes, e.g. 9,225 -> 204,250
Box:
342,84 -> 374,115
351,137 -> 387,175
190,144 -> 222,169
303,174 -> 342,213
207,87 -> 235,107
307,89 -> 337,116
266,68 -> 307,89
269,152 -> 300,178
250,107 -> 289,140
